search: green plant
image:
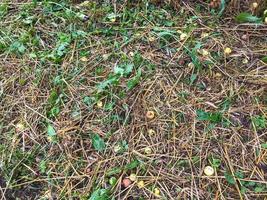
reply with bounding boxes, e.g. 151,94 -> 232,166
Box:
89,188 -> 110,200
251,115 -> 266,130
91,133 -> 106,152
235,12 -> 262,23
224,170 -> 267,194
196,109 -> 223,124
47,124 -> 57,142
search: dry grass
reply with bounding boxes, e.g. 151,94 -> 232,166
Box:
0,0 -> 267,199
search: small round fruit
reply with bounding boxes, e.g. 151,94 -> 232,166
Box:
16,123 -> 25,132
252,2 -> 258,9
201,32 -> 209,38
110,18 -> 116,22
148,129 -> 156,136
242,58 -> 249,64
204,166 -> 215,176
146,111 -> 155,119
96,101 -> 103,108
109,177 -> 117,186
135,33 -> 141,37
114,145 -> 122,153
137,180 -> 145,188
102,54 -> 109,61
214,72 -> 222,78
80,57 -> 88,62
129,51 -> 134,57
224,47 -> 232,55
144,147 -> 152,155
148,36 -> 156,42
129,174 -> 137,182
180,33 -> 187,41
187,62 -> 195,68
154,188 -> 160,196
200,49 -> 209,56
122,178 -> 132,188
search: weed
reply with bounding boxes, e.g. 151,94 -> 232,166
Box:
251,115 -> 266,130
1,0 -> 266,199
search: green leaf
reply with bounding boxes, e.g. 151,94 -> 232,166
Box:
9,41 -> 26,54
196,110 -> 223,123
92,133 -> 106,152
240,185 -> 247,194
127,68 -> 142,90
113,66 -> 125,76
124,63 -> 134,75
39,160 -> 47,174
235,171 -> 244,179
196,110 -> 210,121
252,115 -> 266,130
83,96 -> 95,107
218,0 -> 226,17
49,106 -> 60,118
190,74 -> 197,85
124,159 -> 140,170
106,167 -> 122,176
224,172 -> 235,185
97,75 -> 119,92
235,12 -> 262,23
47,124 -> 56,137
156,29 -> 179,41
261,56 -> 267,63
246,181 -> 256,187
89,188 -> 109,200
48,90 -> 58,105
114,63 -> 134,77
109,177 -> 117,186
56,42 -> 69,57
261,143 -> 267,149
211,158 -> 221,168
255,186 -> 265,193
185,42 -> 202,69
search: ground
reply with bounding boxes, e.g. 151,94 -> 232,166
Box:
0,0 -> 267,199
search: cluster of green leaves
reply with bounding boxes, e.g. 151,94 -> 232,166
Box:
89,189 -> 110,200
47,89 -> 63,118
196,108 -> 232,132
251,115 -> 266,131
174,156 -> 200,168
91,133 -> 106,152
261,56 -> 267,63
185,42 -> 202,70
235,12 -> 263,24
97,52 -> 154,96
106,159 -> 140,177
97,62 -> 138,92
88,159 -> 140,199
224,171 -> 267,194
197,109 -> 223,123
48,33 -> 72,62
209,157 -> 221,168
0,143 -> 42,186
